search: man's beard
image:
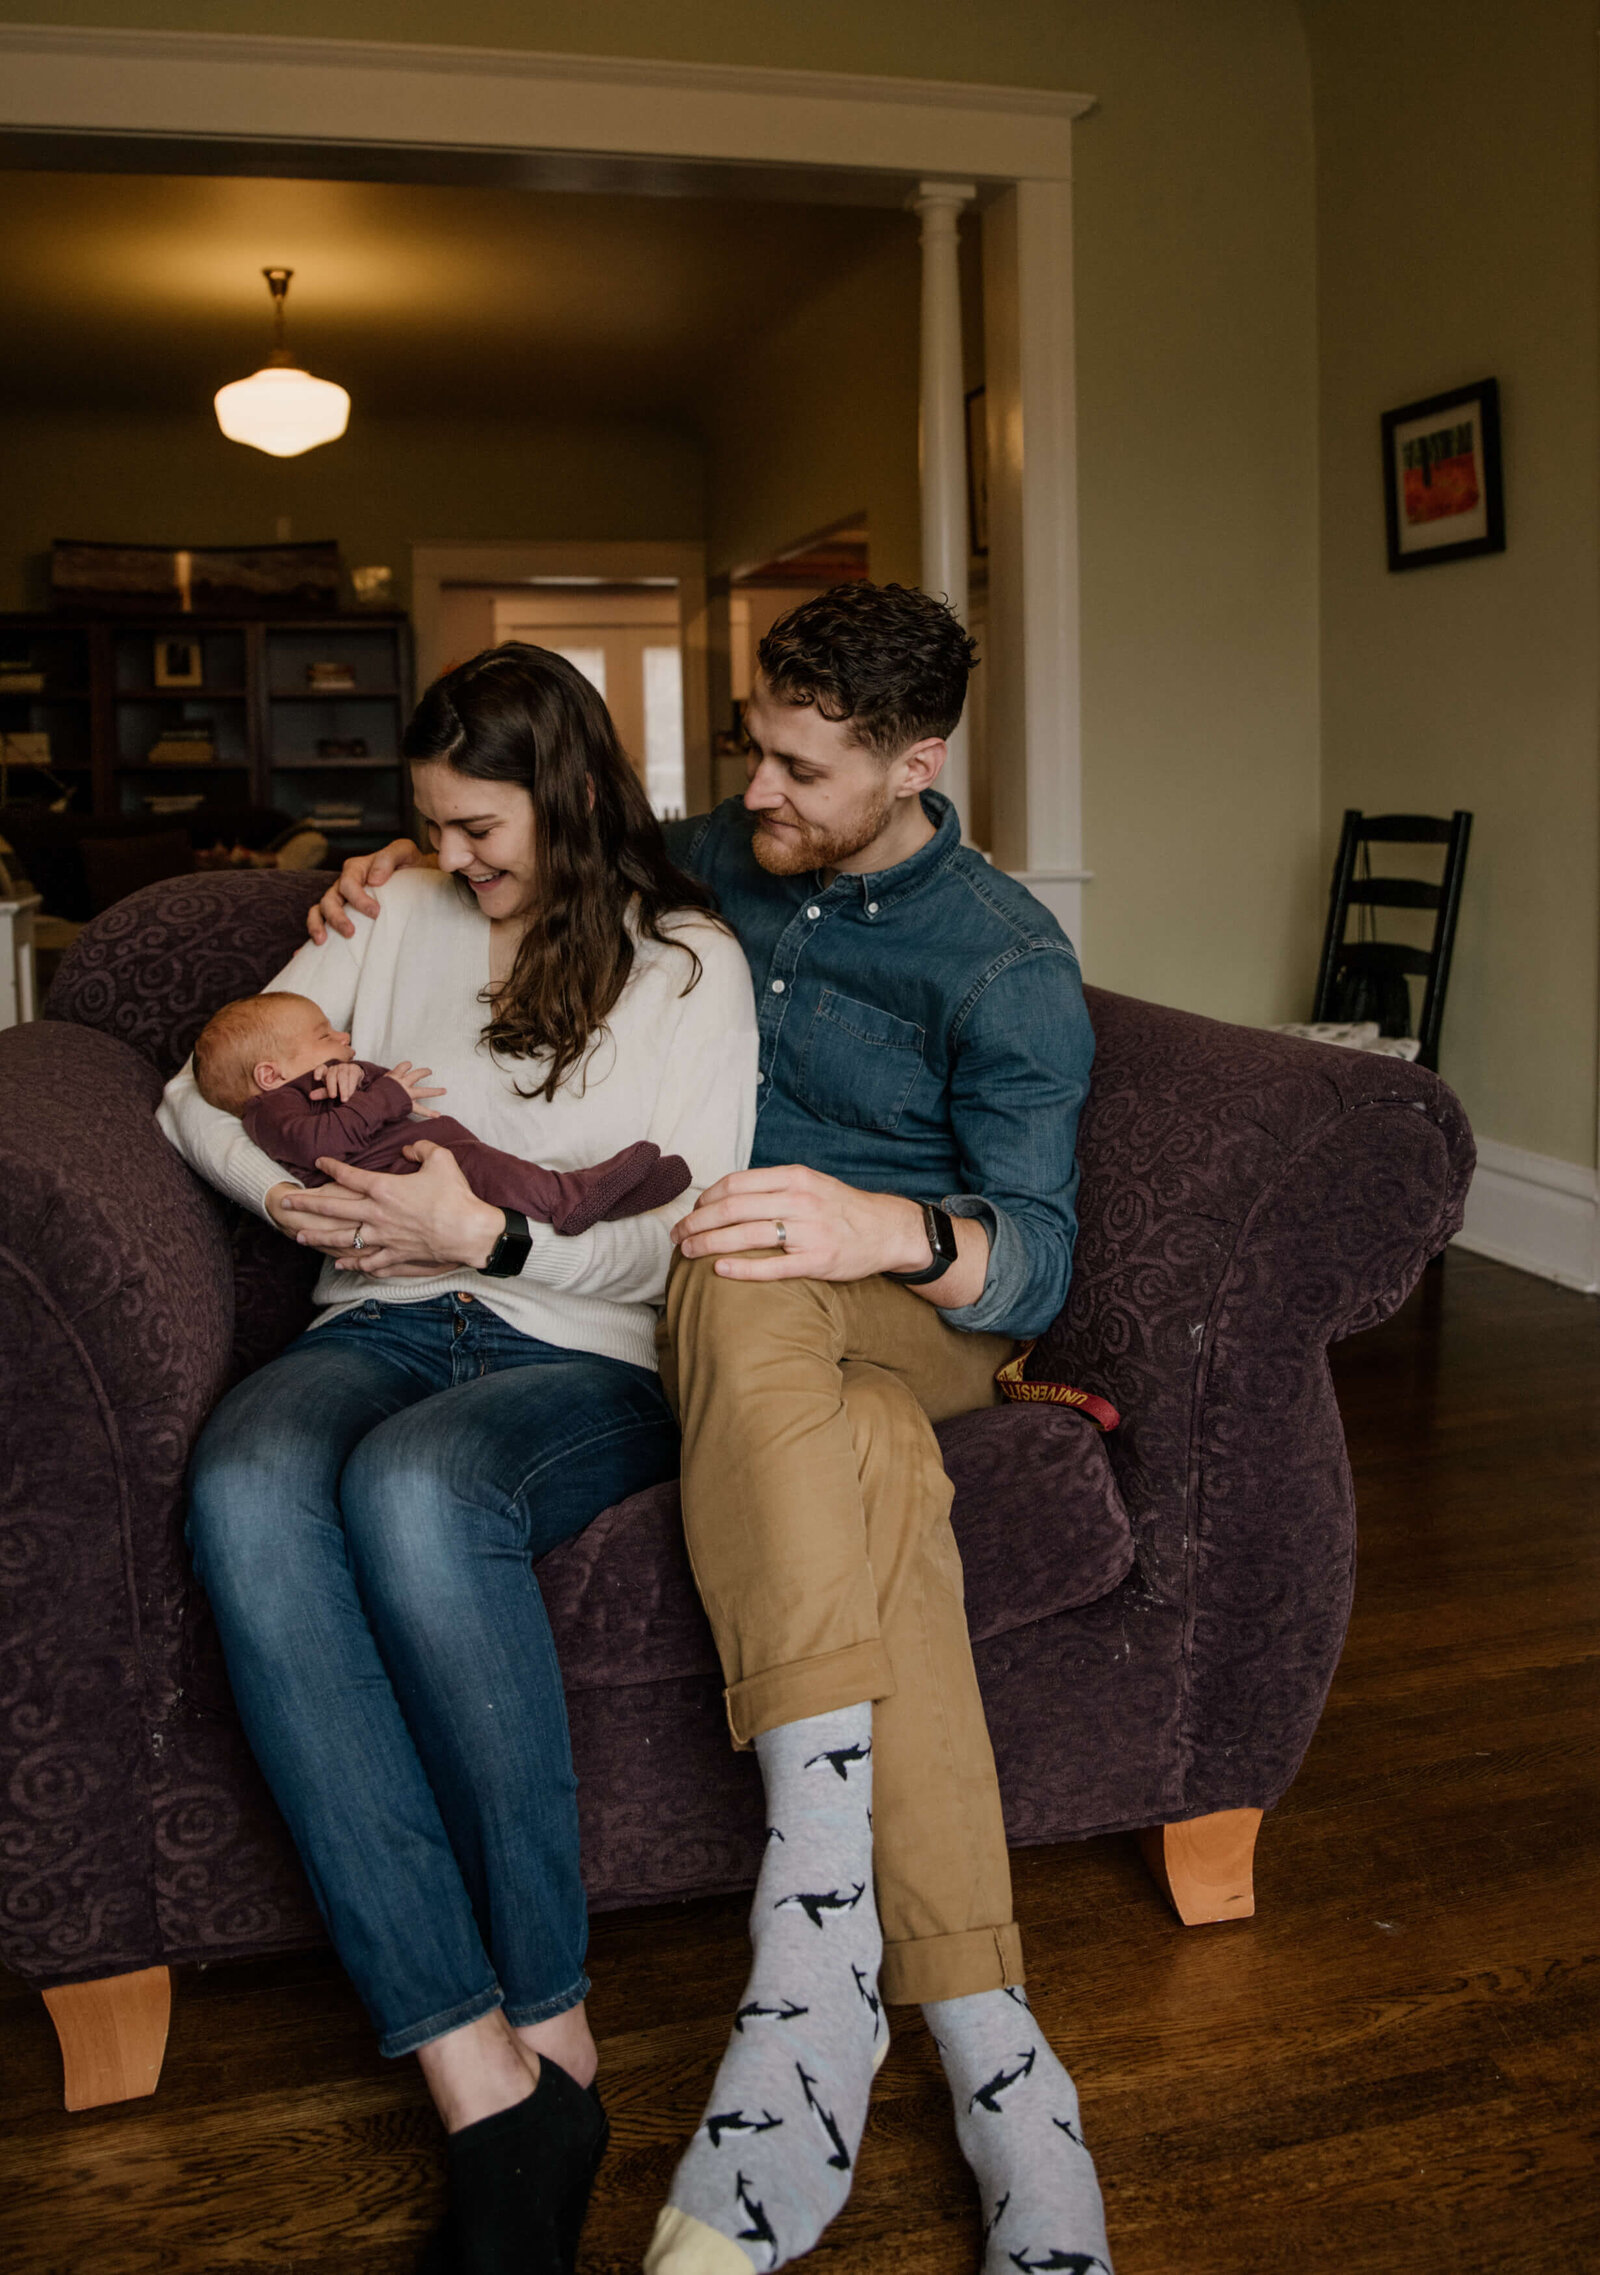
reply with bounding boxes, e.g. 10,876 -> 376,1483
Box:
751,784 -> 892,876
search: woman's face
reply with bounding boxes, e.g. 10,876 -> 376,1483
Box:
411,761 -> 540,924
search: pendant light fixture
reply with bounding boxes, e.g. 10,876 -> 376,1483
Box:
214,268 -> 350,458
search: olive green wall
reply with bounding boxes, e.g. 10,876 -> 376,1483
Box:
0,412 -> 705,613
0,0 -> 1127,84
1303,0 -> 1600,1169
3,0 -> 1326,1031
703,228 -> 921,587
636,1 -> 1321,1023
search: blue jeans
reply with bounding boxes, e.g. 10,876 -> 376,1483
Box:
187,1294 -> 678,2057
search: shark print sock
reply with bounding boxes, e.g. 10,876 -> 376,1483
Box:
645,1703 -> 887,2274
925,1985 -> 1113,2275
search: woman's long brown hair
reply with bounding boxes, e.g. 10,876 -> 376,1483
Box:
403,642 -> 720,1100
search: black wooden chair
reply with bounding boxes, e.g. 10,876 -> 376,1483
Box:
1312,810 -> 1472,1073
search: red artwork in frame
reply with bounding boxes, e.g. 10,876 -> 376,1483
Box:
1382,378 -> 1506,571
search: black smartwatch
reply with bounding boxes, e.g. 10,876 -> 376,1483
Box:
884,1201 -> 959,1286
480,1207 -> 533,1279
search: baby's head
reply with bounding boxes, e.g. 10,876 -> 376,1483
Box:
193,992 -> 353,1115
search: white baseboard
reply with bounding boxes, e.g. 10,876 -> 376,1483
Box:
1454,1135 -> 1600,1294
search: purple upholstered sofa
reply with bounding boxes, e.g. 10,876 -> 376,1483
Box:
0,870 -> 1473,2109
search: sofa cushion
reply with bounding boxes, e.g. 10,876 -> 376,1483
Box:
539,1403 -> 1134,1691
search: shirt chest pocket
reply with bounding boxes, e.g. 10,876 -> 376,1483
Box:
796,989 -> 926,1133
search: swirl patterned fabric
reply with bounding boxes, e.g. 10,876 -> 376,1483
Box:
0,873 -> 1470,1991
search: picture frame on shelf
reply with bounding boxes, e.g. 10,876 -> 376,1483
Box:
153,636 -> 204,688
1381,377 -> 1505,572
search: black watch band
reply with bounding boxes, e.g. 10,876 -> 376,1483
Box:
481,1207 -> 533,1279
884,1201 -> 958,1286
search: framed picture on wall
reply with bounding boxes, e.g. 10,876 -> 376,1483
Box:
153,636 -> 204,687
1382,377 -> 1505,571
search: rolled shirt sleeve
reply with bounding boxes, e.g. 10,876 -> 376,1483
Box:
933,943 -> 1095,1340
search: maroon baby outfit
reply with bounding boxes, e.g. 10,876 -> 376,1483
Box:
242,1061 -> 691,1236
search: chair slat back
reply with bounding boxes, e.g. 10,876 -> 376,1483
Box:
1312,809 -> 1472,1071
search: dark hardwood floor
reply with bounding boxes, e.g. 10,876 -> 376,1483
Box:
3,1250 -> 1596,2273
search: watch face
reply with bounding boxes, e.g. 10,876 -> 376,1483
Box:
928,1205 -> 958,1263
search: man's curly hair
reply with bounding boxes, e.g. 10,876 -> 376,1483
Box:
755,581 -> 978,757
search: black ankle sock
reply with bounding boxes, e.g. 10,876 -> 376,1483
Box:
432,2061 -> 608,2275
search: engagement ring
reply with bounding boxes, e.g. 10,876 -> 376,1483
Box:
351,1225 -> 366,1251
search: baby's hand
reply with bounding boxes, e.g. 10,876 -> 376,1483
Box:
310,1060 -> 365,1102
389,1060 -> 447,1105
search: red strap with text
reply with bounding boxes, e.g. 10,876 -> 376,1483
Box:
995,1344 -> 1121,1432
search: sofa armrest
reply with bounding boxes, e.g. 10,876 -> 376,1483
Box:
1028,990 -> 1475,1817
0,1019 -> 234,1985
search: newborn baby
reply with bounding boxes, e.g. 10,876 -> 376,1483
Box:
191,991 -> 691,1236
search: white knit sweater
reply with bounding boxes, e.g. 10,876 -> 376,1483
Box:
158,866 -> 758,1373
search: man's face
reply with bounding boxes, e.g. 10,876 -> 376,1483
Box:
741,680 -> 895,875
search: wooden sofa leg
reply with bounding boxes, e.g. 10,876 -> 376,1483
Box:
40,1965 -> 172,2111
1138,1808 -> 1262,1925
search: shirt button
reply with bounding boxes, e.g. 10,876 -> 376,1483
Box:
771,978 -> 785,994
755,1070 -> 765,1084
806,904 -> 820,920
867,901 -> 880,915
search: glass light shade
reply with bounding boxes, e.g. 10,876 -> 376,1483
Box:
214,365 -> 350,457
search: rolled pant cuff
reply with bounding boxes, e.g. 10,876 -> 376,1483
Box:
879,1921 -> 1025,2007
380,1983 -> 504,2059
724,1639 -> 895,1748
504,1972 -> 591,2028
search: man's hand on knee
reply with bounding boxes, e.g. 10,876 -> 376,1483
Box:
671,1165 -> 930,1284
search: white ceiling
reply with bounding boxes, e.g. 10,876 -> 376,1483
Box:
0,167 -> 909,422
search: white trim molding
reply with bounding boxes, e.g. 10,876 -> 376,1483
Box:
1454,1135 -> 1600,1295
0,26 -> 1093,178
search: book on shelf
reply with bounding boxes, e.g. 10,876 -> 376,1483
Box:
0,671 -> 46,694
147,725 -> 216,765
306,662 -> 359,691
144,793 -> 206,815
1,731 -> 51,765
308,798 -> 365,830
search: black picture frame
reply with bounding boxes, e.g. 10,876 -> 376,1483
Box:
1381,377 -> 1505,572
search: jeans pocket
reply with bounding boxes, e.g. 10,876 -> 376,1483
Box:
796,989 -> 925,1133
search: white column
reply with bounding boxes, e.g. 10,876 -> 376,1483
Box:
982,177 -> 1089,950
913,179 -> 976,836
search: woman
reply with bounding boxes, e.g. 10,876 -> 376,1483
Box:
162,646 -> 757,2275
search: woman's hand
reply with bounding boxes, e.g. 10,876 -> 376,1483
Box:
265,1181 -> 308,1235
276,1143 -> 504,1279
306,838 -> 429,944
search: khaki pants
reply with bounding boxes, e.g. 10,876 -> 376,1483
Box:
658,1254 -> 1024,2006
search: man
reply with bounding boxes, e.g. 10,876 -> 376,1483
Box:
310,584 -> 1108,2275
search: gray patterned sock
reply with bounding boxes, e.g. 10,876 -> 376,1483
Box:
646,1704 -> 887,2274
925,1985 -> 1113,2275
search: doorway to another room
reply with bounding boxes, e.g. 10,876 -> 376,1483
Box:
439,580 -> 689,820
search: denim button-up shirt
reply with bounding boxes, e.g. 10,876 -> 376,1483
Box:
665,792 -> 1094,1340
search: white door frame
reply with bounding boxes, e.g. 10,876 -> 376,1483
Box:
411,539 -> 710,813
0,25 -> 1095,938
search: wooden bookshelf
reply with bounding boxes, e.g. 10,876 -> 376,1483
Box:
0,611 -> 413,854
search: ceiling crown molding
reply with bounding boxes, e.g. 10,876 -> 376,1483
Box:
0,24 -> 1094,182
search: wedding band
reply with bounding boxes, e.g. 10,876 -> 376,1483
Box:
773,1219 -> 788,1248
351,1225 -> 366,1252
